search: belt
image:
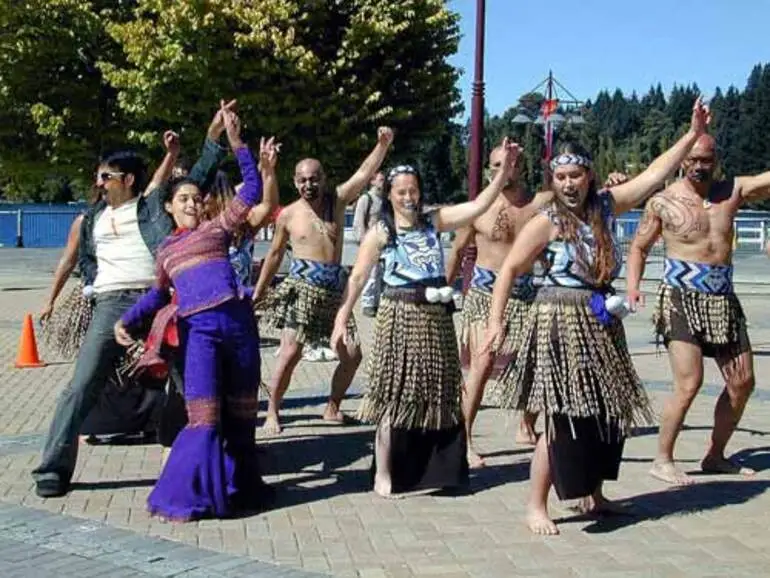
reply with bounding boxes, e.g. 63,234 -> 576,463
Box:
382,285 -> 455,305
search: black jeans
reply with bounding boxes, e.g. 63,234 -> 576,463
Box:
32,289 -> 145,486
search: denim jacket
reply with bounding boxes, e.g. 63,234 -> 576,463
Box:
79,137 -> 226,286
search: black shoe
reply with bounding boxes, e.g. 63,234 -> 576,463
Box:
35,479 -> 69,498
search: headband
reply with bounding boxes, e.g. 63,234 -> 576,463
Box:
550,153 -> 592,171
386,164 -> 418,183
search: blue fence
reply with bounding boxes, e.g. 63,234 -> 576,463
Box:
2,203 -> 769,250
0,204 -> 85,248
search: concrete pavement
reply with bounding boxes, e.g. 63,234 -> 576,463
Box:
0,248 -> 769,576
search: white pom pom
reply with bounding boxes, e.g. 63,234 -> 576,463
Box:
82,285 -> 95,299
605,295 -> 630,318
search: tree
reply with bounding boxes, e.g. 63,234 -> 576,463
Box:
101,0 -> 461,200
0,0 -> 135,201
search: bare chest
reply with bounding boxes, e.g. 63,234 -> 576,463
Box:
290,211 -> 341,247
475,204 -> 533,244
656,194 -> 733,241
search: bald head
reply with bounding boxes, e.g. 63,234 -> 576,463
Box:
294,158 -> 325,201
683,134 -> 717,184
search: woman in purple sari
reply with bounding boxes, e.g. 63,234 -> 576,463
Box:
114,107 -> 277,521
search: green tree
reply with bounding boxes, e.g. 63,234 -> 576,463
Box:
101,0 -> 461,200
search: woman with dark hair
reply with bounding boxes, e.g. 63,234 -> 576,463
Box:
114,110 -> 277,521
482,98 -> 711,535
331,139 -> 521,497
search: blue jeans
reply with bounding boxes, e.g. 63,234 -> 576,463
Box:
32,289 -> 146,486
361,261 -> 382,312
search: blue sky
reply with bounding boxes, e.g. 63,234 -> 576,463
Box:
448,0 -> 770,118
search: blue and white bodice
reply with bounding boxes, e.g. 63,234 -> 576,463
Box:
381,221 -> 445,287
540,191 -> 622,289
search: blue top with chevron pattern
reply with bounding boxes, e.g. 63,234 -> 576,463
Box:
381,220 -> 446,287
540,191 -> 622,289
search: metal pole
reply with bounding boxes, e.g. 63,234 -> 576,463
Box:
461,0 -> 485,294
15,210 -> 23,248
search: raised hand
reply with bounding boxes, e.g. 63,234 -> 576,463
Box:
207,99 -> 238,141
501,137 -> 524,178
690,96 -> 711,136
163,130 -> 180,156
377,126 -> 394,147
258,136 -> 281,172
222,109 -> 244,150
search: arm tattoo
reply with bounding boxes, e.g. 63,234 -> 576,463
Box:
636,204 -> 658,237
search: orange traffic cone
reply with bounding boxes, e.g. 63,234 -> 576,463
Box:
14,313 -> 45,368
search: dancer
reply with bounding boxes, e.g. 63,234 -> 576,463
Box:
626,133 -> 770,485
115,109 -> 276,520
31,104 -> 230,498
482,97 -> 710,535
253,127 -> 394,434
446,146 -> 550,467
331,138 -> 522,497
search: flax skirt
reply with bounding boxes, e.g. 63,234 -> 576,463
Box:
358,296 -> 469,494
495,286 -> 653,499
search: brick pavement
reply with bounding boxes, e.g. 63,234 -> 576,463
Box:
0,277 -> 770,576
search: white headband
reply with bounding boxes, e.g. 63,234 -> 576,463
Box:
550,153 -> 592,171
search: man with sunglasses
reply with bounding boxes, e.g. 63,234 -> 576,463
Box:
31,103 -> 233,498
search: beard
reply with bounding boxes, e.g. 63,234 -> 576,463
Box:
300,183 -> 321,201
687,168 -> 713,183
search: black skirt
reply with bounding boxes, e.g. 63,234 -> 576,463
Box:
372,422 -> 470,495
547,414 -> 625,500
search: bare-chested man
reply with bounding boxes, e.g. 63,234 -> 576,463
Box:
447,147 -> 552,467
254,127 -> 394,433
626,133 -> 770,485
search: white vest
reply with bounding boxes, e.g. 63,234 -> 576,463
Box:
92,198 -> 156,294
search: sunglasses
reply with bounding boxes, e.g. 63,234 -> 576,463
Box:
98,171 -> 125,182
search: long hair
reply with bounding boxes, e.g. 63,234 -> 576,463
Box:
203,171 -> 254,246
378,165 -> 431,247
550,142 -> 617,286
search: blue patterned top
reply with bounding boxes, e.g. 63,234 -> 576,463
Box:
540,191 -> 622,289
381,221 -> 445,287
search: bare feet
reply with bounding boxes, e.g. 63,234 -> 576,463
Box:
701,455 -> 756,476
572,493 -> 629,516
467,446 -> 486,469
515,427 -> 538,446
526,507 -> 559,535
262,412 -> 283,435
650,460 -> 694,486
322,401 -> 345,424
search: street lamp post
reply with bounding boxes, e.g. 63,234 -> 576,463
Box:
460,0 -> 486,294
512,71 -> 586,186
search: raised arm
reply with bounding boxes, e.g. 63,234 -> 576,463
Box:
445,225 -> 474,284
336,127 -> 394,205
609,97 -> 710,215
737,170 -> 770,203
625,195 -> 663,311
217,111 -> 263,232
482,213 -> 553,352
252,211 -> 290,303
246,137 -> 281,230
142,131 -> 180,197
40,215 -> 84,322
331,224 -> 386,349
434,138 -> 521,232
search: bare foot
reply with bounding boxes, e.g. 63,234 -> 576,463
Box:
467,447 -> 486,469
526,507 -> 559,535
322,402 -> 345,424
572,494 -> 629,516
701,455 -> 756,476
515,428 -> 538,446
650,461 -> 694,486
262,413 -> 283,435
373,474 -> 393,498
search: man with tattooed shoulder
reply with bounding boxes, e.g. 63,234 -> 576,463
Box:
626,133 -> 770,486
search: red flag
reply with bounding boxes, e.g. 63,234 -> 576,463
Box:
541,99 -> 558,117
